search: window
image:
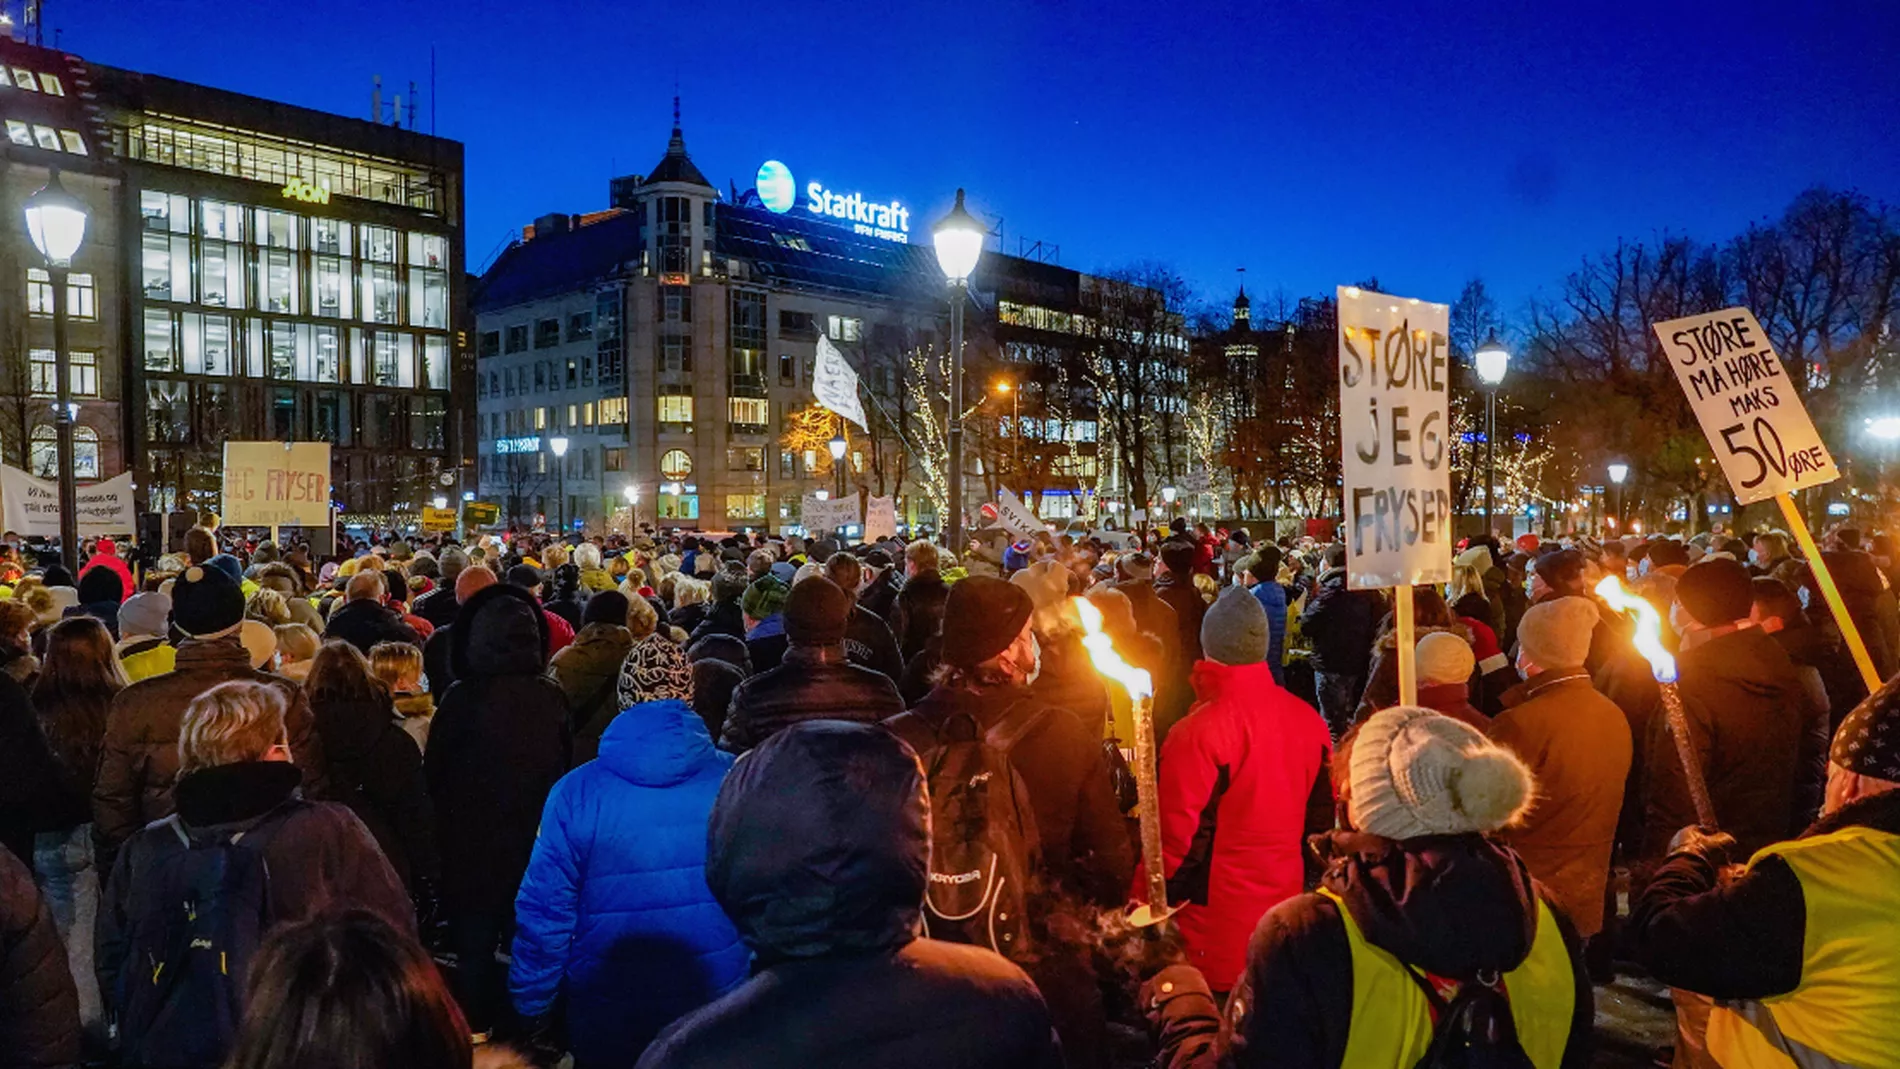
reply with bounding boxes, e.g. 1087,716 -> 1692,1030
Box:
371,332 -> 413,387
263,248 -> 299,313
31,125 -> 58,151
598,396 -> 628,427
659,334 -> 690,374
770,232 -> 812,252
727,397 -> 769,428
424,337 -> 449,390
363,263 -> 397,323
313,217 -> 349,255
411,270 -> 447,328
204,241 -> 244,308
660,449 -> 694,480
4,121 -> 27,146
479,330 -> 501,357
658,388 -> 694,427
31,425 -> 98,479
603,447 -> 626,472
827,315 -> 862,342
662,285 -> 691,322
143,309 -> 176,371
406,232 -> 447,268
566,312 -> 593,341
582,401 -> 595,426
254,208 -> 298,250
534,406 -> 548,430
505,324 -> 528,353
361,225 -> 398,263
11,68 -> 35,91
314,256 -> 350,317
28,349 -> 97,397
147,380 -> 190,442
566,404 -> 578,427
566,359 -> 578,388
726,493 -> 765,520
26,269 -> 95,319
595,289 -> 624,387
779,310 -> 815,337
39,73 -> 63,95
779,352 -> 796,384
58,130 -> 84,155
779,451 -> 796,478
728,447 -> 764,471
181,313 -> 233,376
534,362 -> 547,391
141,190 -> 190,234
534,318 -> 560,348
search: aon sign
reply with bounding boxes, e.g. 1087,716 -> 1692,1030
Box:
281,178 -> 332,205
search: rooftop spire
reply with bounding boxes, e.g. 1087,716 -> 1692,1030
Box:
668,93 -> 684,154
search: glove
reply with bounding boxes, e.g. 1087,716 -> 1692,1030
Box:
1667,825 -> 1735,867
1140,964 -> 1214,1022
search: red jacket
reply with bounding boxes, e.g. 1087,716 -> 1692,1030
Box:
1153,659 -> 1334,989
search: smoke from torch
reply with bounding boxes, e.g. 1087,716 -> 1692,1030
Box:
1594,576 -> 1717,828
1074,597 -> 1176,926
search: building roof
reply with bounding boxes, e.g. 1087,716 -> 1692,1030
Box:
642,122 -> 712,189
472,211 -> 641,311
716,201 -> 943,302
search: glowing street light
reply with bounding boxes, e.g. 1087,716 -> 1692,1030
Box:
1608,462 -> 1629,538
1474,334 -> 1510,535
933,188 -> 986,553
1866,416 -> 1900,440
23,169 -> 88,571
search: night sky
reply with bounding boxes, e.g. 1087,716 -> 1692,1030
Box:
53,0 -> 1900,318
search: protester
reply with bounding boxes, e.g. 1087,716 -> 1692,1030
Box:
1355,586 -> 1476,722
550,590 -> 635,737
97,680 -> 412,1068
1489,597 -> 1633,944
422,564 -> 498,696
1153,542 -> 1207,736
1112,552 -> 1180,680
1243,547 -> 1288,686
570,620 -> 694,766
689,566 -> 748,643
1145,707 -> 1592,1068
273,623 -> 320,684
858,547 -> 902,621
69,566 -> 124,638
114,591 -> 176,681
511,693 -> 745,1066
504,564 -> 576,655
78,538 -> 135,603
1414,630 -> 1488,729
1298,544 -> 1382,738
93,565 -> 324,871
0,846 -> 79,1069
635,721 -> 1061,1069
823,551 -> 905,681
721,576 -> 901,752
411,545 -> 467,630
1155,587 -> 1333,993
323,571 -> 422,654
1011,559 -> 1111,737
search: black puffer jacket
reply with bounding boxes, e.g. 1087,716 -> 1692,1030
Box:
719,644 -> 902,753
322,597 -> 422,655
689,599 -> 745,644
1298,567 -> 1383,676
892,570 -> 949,663
859,566 -> 902,622
636,721 -> 1061,1069
425,584 -> 569,917
311,695 -> 436,888
0,846 -> 78,1069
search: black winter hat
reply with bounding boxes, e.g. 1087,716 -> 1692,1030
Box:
940,576 -> 1033,668
1831,676 -> 1900,782
77,566 -> 123,604
1675,557 -> 1753,627
171,564 -> 245,638
1533,548 -> 1586,591
583,590 -> 630,627
505,564 -> 544,592
784,576 -> 850,647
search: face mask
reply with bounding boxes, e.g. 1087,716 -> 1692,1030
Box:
1025,633 -> 1043,686
1668,600 -> 1691,638
1747,549 -> 1761,567
1638,558 -> 1652,577
1798,585 -> 1813,611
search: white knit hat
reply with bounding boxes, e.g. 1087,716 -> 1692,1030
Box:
1348,706 -> 1533,840
1517,596 -> 1598,670
1415,632 -> 1475,686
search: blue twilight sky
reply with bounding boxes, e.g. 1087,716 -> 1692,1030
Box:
49,0 -> 1900,318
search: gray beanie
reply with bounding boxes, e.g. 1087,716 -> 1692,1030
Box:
119,592 -> 171,639
1348,707 -> 1533,840
1200,586 -> 1268,666
438,546 -> 469,582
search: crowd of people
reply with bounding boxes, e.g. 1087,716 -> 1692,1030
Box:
1,515 -> 1895,1068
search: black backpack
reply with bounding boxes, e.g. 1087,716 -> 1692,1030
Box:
893,701 -> 1048,961
115,815 -> 275,1068
1404,965 -> 1536,1069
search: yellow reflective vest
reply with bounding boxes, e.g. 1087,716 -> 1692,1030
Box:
1707,824 -> 1900,1069
1317,887 -> 1574,1068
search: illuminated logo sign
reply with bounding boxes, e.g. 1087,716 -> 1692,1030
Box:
757,160 -> 796,213
494,435 -> 541,455
807,182 -> 908,243
281,178 -> 331,205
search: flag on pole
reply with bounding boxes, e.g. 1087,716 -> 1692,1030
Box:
813,333 -> 869,431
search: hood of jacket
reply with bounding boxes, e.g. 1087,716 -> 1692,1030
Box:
705,720 -> 926,965
450,583 -> 550,678
599,698 -> 729,787
1313,828 -> 1540,979
562,622 -> 633,669
174,760 -> 303,828
1189,658 -> 1277,701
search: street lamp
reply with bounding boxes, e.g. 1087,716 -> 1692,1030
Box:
23,169 -> 88,571
828,425 -> 848,520
1161,485 -> 1178,511
431,495 -> 448,510
1607,462 -> 1629,538
1474,334 -> 1510,537
462,490 -> 475,502
933,188 -> 985,553
548,435 -> 569,533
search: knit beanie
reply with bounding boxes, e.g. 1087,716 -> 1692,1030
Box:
239,618 -> 277,669
1415,631 -> 1475,686
1009,559 -> 1070,612
1453,544 -> 1493,572
455,565 -> 497,602
1348,706 -> 1533,840
1517,597 -> 1598,669
505,564 -> 545,593
615,634 -> 694,707
170,565 -> 246,639
583,590 -> 630,628
784,576 -> 850,646
711,566 -> 749,603
438,546 -> 468,582
1675,557 -> 1753,627
741,575 -> 789,621
1200,586 -> 1267,666
940,576 -> 1034,668
119,592 -> 171,639
78,566 -> 123,605
1532,548 -> 1585,591
1832,676 -> 1900,782
206,553 -> 245,586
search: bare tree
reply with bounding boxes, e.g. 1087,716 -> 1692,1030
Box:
1082,263 -> 1195,512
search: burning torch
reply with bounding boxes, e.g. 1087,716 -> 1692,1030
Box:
1074,597 -> 1177,926
1594,577 -> 1718,829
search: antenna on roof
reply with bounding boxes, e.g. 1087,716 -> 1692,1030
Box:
406,81 -> 417,131
372,75 -> 382,123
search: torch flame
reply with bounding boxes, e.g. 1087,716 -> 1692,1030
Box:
1073,597 -> 1153,700
1593,576 -> 1677,684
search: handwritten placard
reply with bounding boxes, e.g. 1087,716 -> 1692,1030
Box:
222,442 -> 332,527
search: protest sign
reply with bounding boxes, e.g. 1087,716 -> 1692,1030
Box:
1336,287 -> 1453,590
1652,307 -> 1838,505
222,442 -> 332,527
0,466 -> 135,536
863,495 -> 897,541
813,334 -> 868,431
801,493 -> 859,533
421,507 -> 457,532
995,488 -> 1044,539
463,501 -> 501,527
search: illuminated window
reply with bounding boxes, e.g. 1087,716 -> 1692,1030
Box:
728,447 -> 764,471
598,397 -> 628,426
659,449 -> 694,480
26,269 -> 95,320
31,125 -> 58,151
4,120 -> 27,146
727,397 -> 769,428
30,425 -> 98,479
12,69 -> 36,91
770,233 -> 811,252
58,130 -> 84,155
726,493 -> 765,519
582,401 -> 595,426
826,315 -> 862,342
566,404 -> 578,427
535,407 -> 548,430
28,349 -> 98,397
658,387 -> 694,426
38,73 -> 62,96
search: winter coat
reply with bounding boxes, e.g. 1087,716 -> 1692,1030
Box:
98,761 -> 414,1023
426,585 -> 570,918
1298,568 -> 1382,677
0,672 -> 81,867
412,586 -> 460,630
892,683 -> 1134,909
1768,623 -> 1852,829
1353,623 -> 1482,725
311,695 -> 437,889
1030,629 -> 1110,739
668,600 -> 708,636
636,721 -> 1061,1069
511,699 -> 746,1065
1641,626 -> 1816,863
892,569 -> 950,662
1150,830 -> 1592,1069
1488,672 -> 1632,938
843,604 -> 904,682
1249,580 -> 1289,686
859,566 -> 901,622
0,846 -> 78,1069
1115,579 -> 1181,671
690,659 -> 744,743
689,600 -> 744,644
1154,574 -> 1207,738
323,597 -> 422,654
1772,619 -> 1866,733
720,644 -> 903,753
550,622 -> 633,737
1416,681 -> 1489,731
91,636 -> 324,871
1158,660 -> 1334,989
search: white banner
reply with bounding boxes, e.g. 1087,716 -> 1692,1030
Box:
1337,287 -> 1453,590
995,488 -> 1044,539
813,334 -> 868,431
801,493 -> 860,533
0,466 -> 135,537
1653,307 -> 1838,505
222,442 -> 332,527
863,495 -> 897,541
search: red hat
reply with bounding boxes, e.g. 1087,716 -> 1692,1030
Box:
1515,534 -> 1541,553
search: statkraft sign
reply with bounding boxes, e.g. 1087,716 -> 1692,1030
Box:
756,159 -> 909,243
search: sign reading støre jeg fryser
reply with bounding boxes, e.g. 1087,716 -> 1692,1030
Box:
1652,307 -> 1838,505
222,442 -> 332,527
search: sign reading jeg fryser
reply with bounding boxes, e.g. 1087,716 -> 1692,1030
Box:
222,442 -> 332,527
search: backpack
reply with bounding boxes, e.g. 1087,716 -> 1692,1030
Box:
1403,965 -> 1536,1069
893,701 -> 1048,961
115,815 -> 274,1069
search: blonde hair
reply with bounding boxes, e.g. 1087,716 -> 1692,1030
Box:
0,600 -> 36,639
626,594 -> 659,638
905,540 -> 940,572
1193,573 -> 1219,604
542,544 -> 570,569
572,542 -> 602,571
1447,563 -> 1486,607
179,680 -> 288,772
274,623 -> 320,664
625,566 -> 647,590
369,641 -> 423,692
246,589 -> 292,627
672,576 -> 709,608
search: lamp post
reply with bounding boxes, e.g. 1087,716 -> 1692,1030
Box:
23,170 -> 88,571
933,188 -> 985,554
1608,462 -> 1629,538
1474,334 -> 1510,538
548,435 -> 569,533
828,423 -> 848,536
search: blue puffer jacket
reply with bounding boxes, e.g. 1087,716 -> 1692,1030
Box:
510,698 -> 747,1065
1249,580 -> 1289,686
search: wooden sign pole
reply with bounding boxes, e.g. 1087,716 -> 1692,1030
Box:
1777,493 -> 1883,692
1395,583 -> 1419,706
